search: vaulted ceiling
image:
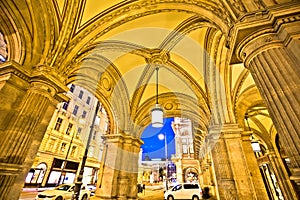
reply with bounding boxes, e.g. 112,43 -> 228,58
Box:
1,0 -> 281,157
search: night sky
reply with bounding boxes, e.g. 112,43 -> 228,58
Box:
141,117 -> 175,160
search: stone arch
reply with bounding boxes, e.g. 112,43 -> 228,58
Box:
66,56 -> 131,135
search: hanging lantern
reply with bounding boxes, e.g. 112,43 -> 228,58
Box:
151,67 -> 164,128
151,105 -> 163,127
251,141 -> 261,152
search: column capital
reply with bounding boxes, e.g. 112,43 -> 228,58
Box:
0,61 -> 69,102
241,131 -> 253,141
228,2 -> 300,64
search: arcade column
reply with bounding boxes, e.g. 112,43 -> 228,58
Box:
0,61 -> 68,199
95,134 -> 142,199
236,21 -> 300,192
209,124 -> 268,200
267,149 -> 298,199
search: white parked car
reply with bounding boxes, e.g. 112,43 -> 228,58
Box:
164,183 -> 202,200
35,183 -> 90,200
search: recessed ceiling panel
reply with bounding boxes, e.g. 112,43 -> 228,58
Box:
112,54 -> 147,99
231,63 -> 244,88
81,0 -> 122,27
94,12 -> 193,44
140,67 -> 196,105
239,73 -> 255,94
55,0 -> 65,16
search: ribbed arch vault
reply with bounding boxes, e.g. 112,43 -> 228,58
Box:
1,0 -> 267,158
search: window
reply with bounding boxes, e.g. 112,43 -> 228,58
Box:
95,116 -> 100,126
82,111 -> 87,118
93,131 -> 97,140
88,146 -> 94,157
70,146 -> 77,156
48,139 -> 56,151
0,32 -> 7,62
86,96 -> 91,105
104,121 -> 108,132
61,143 -> 67,152
189,145 -> 194,154
73,105 -> 79,115
66,123 -> 73,135
36,163 -> 47,184
78,90 -> 84,99
54,117 -> 63,131
77,127 -> 82,134
70,84 -> 75,92
184,184 -> 199,189
62,101 -> 69,110
183,144 -> 188,154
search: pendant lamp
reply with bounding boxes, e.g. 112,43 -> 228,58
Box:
151,67 -> 163,128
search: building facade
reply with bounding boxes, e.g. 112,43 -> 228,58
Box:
24,84 -> 108,187
0,1 -> 299,199
171,117 -> 201,185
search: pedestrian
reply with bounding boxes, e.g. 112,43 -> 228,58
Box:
203,187 -> 210,199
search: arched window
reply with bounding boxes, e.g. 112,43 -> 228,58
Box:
183,167 -> 198,183
0,32 -> 7,62
25,163 -> 47,185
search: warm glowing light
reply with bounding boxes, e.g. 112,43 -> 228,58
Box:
251,141 -> 261,152
151,104 -> 163,128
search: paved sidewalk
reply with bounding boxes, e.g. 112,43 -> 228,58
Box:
138,185 -> 164,199
90,185 -> 164,199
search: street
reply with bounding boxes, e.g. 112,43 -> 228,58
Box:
138,189 -> 164,200
19,191 -> 38,200
19,189 -> 164,200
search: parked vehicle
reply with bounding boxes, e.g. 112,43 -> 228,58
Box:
35,183 -> 90,200
164,183 -> 202,200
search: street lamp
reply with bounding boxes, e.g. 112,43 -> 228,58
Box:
73,101 -> 100,200
58,114 -> 85,186
158,133 -> 168,190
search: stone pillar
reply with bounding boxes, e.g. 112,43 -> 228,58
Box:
0,61 -> 68,199
95,134 -> 142,199
117,136 -> 132,200
241,131 -> 269,199
95,135 -> 121,199
236,19 -> 300,191
128,139 -> 143,200
267,149 -> 299,199
201,156 -> 213,187
176,158 -> 183,183
209,124 -> 268,200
